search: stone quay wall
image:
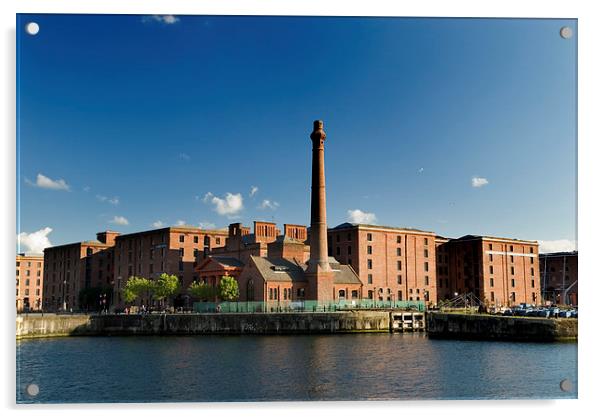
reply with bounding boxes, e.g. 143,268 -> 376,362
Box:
427,312 -> 578,342
16,311 -> 391,339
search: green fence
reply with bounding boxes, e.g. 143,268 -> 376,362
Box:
193,299 -> 424,313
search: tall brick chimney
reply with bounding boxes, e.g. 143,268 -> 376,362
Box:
306,120 -> 334,301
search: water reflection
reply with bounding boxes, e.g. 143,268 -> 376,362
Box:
16,334 -> 577,403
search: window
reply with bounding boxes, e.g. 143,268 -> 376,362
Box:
490,292 -> 495,302
367,245 -> 372,255
510,245 -> 514,252
179,235 -> 185,243
424,262 -> 429,272
511,266 -> 515,275
351,290 -> 358,299
397,236 -> 401,243
367,259 -> 372,270
26,270 -> 30,276
511,279 -> 515,287
347,233 -> 351,241
397,261 -> 402,271
269,288 -> 274,300
368,290 -> 373,299
336,234 -> 340,242
489,266 -> 494,274
397,247 -> 401,256
530,247 -> 534,254
216,238 -> 221,245
194,236 -> 199,244
424,238 -> 428,245
347,246 -> 351,255
16,270 -> 19,276
179,248 -> 184,257
367,274 -> 373,284
511,292 -> 516,302
149,264 -> 154,273
510,255 -> 514,263
489,254 -> 493,262
336,247 -> 341,256
530,257 -> 534,264
489,243 -> 493,250
398,290 -> 402,300
490,278 -> 494,287
16,261 -> 20,267
397,275 -> 402,284
424,249 -> 429,258
425,276 -> 429,286
367,233 -> 372,241
532,292 -> 536,302
179,261 -> 184,271
531,280 -> 535,288
531,268 -> 534,276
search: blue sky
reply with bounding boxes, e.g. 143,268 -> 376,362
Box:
16,14 -> 577,253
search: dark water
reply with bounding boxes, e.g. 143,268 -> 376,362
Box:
16,334 -> 577,403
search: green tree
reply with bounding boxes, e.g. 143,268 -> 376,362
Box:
217,275 -> 239,302
188,281 -> 216,301
122,276 -> 153,304
153,273 -> 180,307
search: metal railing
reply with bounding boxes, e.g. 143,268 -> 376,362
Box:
193,299 -> 424,313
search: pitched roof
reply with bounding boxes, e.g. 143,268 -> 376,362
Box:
210,256 -> 245,268
250,256 -> 307,282
249,256 -> 362,285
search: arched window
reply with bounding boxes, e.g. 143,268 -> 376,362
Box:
338,289 -> 346,299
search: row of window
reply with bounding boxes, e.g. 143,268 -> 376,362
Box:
488,243 -> 535,254
16,288 -> 41,296
333,233 -> 430,246
16,261 -> 42,267
488,265 -> 535,276
488,278 -> 537,288
489,292 -> 538,303
366,259 -> 429,272
16,270 -> 41,277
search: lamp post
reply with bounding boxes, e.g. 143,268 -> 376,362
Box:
62,279 -> 67,311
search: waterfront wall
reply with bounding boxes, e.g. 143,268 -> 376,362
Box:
16,311 -> 391,339
427,312 -> 578,342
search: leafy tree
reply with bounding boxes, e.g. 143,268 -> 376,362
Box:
188,281 -> 216,301
218,275 -> 239,302
153,273 -> 180,307
122,276 -> 153,304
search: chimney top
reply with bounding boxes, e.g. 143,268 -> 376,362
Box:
310,120 -> 326,143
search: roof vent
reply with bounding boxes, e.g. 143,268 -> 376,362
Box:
271,265 -> 290,272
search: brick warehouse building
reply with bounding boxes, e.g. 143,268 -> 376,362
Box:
539,251 -> 578,306
437,235 -> 541,307
111,226 -> 229,309
16,253 -> 44,312
327,223 -> 438,305
42,231 -> 118,311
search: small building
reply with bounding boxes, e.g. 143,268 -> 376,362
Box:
16,253 -> 44,312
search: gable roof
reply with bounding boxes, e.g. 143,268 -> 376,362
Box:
249,256 -> 362,285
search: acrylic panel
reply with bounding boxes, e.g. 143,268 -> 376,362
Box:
16,14 -> 577,403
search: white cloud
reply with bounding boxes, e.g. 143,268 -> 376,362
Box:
203,192 -> 244,217
347,209 -> 377,224
83,186 -> 91,192
176,220 -> 186,226
152,220 -> 165,228
26,173 -> 70,191
258,199 -> 279,210
142,15 -> 180,24
179,153 -> 191,161
109,216 -> 129,226
199,221 -> 216,229
96,195 -> 119,205
471,176 -> 489,188
418,167 -> 424,174
17,227 -> 53,253
538,239 -> 577,254
250,186 -> 259,197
